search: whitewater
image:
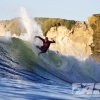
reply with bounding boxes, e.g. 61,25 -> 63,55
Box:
0,7 -> 100,100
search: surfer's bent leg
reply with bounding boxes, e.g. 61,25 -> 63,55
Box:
38,51 -> 45,56
36,46 -> 42,50
38,49 -> 47,56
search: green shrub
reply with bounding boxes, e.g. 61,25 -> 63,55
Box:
34,17 -> 76,35
40,18 -> 75,35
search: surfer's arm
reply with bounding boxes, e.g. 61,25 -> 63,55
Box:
51,40 -> 55,43
35,36 -> 44,41
50,38 -> 55,43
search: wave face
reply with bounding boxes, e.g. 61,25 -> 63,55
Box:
0,36 -> 100,83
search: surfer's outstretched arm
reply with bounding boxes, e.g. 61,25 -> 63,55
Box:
35,36 -> 44,41
50,40 -> 55,43
50,38 -> 56,43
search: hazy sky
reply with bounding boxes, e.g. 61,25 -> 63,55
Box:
0,0 -> 100,21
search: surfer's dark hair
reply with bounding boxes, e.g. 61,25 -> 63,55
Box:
45,37 -> 48,40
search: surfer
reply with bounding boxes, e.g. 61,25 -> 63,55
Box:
35,36 -> 55,55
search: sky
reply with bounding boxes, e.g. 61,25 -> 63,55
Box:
0,0 -> 100,21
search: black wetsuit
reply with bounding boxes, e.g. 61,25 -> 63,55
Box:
36,36 -> 55,54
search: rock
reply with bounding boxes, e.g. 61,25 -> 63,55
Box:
88,14 -> 100,62
0,18 -> 26,36
47,25 -> 93,57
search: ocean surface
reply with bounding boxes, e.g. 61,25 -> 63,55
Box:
0,7 -> 100,100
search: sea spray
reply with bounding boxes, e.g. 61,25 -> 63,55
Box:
0,31 -> 12,43
19,7 -> 43,55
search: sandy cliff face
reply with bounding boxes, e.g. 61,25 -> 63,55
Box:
47,22 -> 93,57
0,20 -> 8,36
88,14 -> 100,62
0,18 -> 26,37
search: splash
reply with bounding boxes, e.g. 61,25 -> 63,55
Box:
19,7 -> 43,41
0,31 -> 12,43
19,7 -> 43,55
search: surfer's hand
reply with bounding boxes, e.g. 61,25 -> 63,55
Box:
51,38 -> 54,40
34,36 -> 37,38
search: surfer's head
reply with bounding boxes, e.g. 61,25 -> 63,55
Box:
45,37 -> 48,41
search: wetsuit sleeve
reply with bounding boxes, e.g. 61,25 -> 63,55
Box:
36,36 -> 44,41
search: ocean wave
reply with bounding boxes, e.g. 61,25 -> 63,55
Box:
0,37 -> 100,83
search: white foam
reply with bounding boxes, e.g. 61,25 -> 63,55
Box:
0,31 -> 12,43
19,7 -> 43,55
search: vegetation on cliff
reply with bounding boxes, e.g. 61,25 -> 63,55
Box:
0,17 -> 76,36
37,18 -> 76,35
88,14 -> 100,33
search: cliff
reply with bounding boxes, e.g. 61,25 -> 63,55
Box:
47,22 -> 93,57
0,15 -> 100,62
0,18 -> 26,36
88,14 -> 100,62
